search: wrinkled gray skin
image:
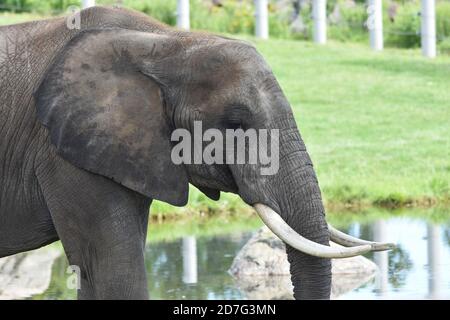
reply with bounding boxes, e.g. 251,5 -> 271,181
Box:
0,7 -> 331,299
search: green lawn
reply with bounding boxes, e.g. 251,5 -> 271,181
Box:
254,39 -> 450,208
1,13 -> 449,214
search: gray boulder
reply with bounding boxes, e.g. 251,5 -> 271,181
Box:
0,247 -> 61,300
229,227 -> 377,299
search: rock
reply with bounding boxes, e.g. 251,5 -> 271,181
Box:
229,227 -> 377,299
0,247 -> 61,300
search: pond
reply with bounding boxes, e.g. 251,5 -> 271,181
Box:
2,210 -> 449,300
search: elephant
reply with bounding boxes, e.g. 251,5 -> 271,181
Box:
0,6 -> 393,300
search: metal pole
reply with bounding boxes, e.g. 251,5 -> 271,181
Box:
177,0 -> 190,30
313,0 -> 327,44
255,0 -> 269,39
82,0 -> 95,9
421,0 -> 436,58
369,0 -> 383,51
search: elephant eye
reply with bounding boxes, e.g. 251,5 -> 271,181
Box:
223,105 -> 249,130
228,120 -> 242,130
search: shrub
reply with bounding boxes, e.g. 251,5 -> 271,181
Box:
328,0 -> 368,43
436,1 -> 450,45
438,37 -> 450,54
385,1 -> 421,48
193,0 -> 255,35
96,0 -> 177,25
0,0 -> 81,14
3,0 -> 450,54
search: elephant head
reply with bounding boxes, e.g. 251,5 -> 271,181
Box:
35,25 -> 393,299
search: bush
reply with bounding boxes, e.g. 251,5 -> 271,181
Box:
385,2 -> 421,48
191,0 -> 255,35
0,0 -> 80,14
3,0 -> 450,54
438,37 -> 450,54
99,0 -> 290,38
96,0 -> 176,25
384,0 -> 450,50
436,1 -> 450,44
97,0 -> 257,35
328,0 -> 368,43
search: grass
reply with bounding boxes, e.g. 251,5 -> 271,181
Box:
147,214 -> 262,243
1,13 -> 449,216
254,39 -> 450,208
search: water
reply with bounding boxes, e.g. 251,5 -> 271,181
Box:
341,218 -> 450,299
3,213 -> 449,300
146,216 -> 450,299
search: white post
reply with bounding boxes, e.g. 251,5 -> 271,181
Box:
177,0 -> 190,30
255,0 -> 269,39
313,0 -> 327,44
182,236 -> 197,284
368,0 -> 383,51
82,0 -> 95,9
421,0 -> 436,58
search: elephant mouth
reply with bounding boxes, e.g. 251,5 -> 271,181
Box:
253,204 -> 395,259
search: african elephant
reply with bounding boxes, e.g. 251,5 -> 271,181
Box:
0,6 -> 393,300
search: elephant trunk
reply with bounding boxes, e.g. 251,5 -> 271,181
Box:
275,153 -> 332,299
250,115 -> 393,299
253,118 -> 332,299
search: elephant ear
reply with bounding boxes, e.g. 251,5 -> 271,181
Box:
34,29 -> 189,206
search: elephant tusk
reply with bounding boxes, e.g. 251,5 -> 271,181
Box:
327,224 -> 395,252
253,204 -> 374,259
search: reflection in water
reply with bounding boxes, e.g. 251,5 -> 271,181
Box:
6,214 -> 448,300
427,224 -> 442,299
146,233 -> 253,299
445,228 -> 450,247
387,243 -> 413,289
182,236 -> 198,284
373,220 -> 389,296
342,218 -> 449,299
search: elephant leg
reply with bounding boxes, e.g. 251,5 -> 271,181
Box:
36,155 -> 151,299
